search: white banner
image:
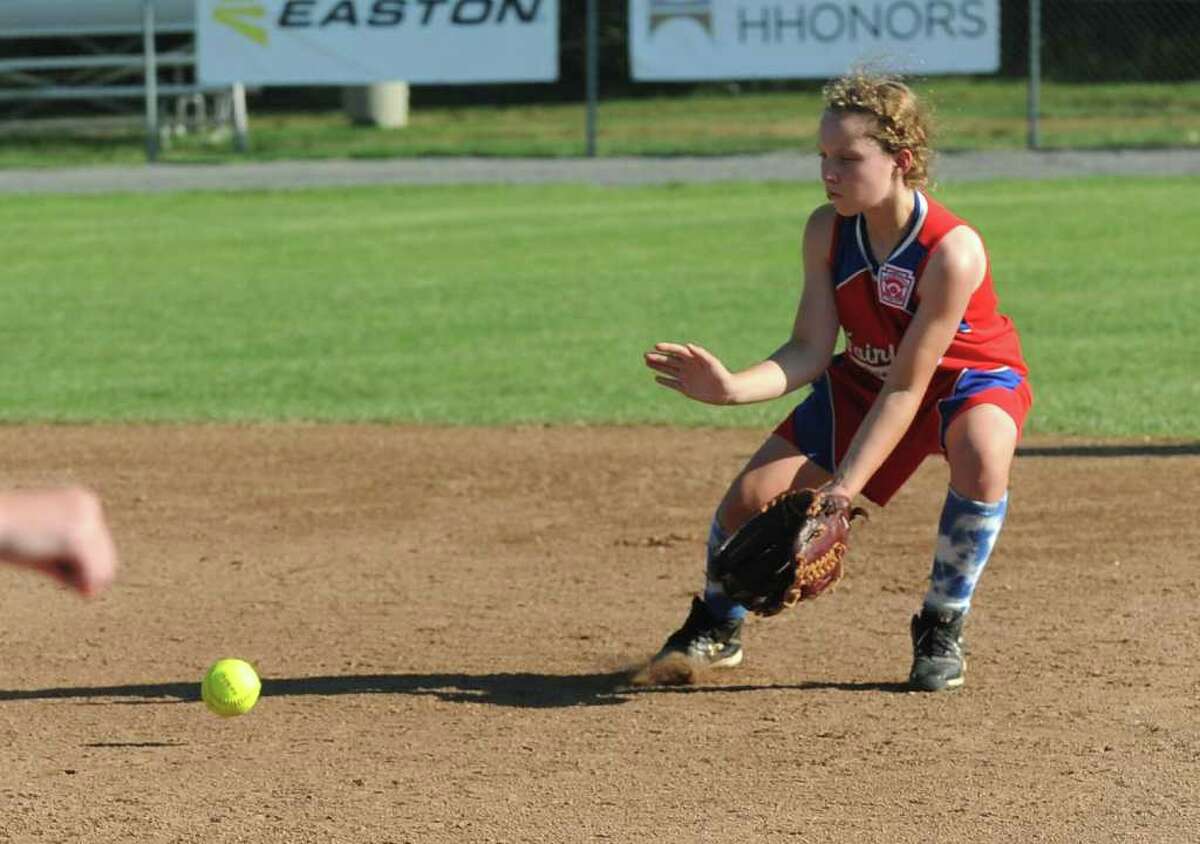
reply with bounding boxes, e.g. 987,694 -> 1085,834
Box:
630,0 -> 999,81
197,0 -> 558,85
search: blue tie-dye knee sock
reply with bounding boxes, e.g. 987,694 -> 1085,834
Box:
702,517 -> 748,623
923,487 -> 1009,615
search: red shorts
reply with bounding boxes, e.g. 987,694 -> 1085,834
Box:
772,357 -> 1033,506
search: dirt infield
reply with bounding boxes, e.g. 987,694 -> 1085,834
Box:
0,425 -> 1196,843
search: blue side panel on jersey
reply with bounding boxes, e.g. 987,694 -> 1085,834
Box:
788,374 -> 835,472
938,368 -> 1024,444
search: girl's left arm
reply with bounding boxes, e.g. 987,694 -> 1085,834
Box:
825,226 -> 986,500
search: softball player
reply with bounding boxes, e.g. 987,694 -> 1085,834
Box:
644,72 -> 1032,691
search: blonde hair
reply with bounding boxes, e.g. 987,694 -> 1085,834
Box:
822,71 -> 934,189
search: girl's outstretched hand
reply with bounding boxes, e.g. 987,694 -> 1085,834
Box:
644,342 -> 736,405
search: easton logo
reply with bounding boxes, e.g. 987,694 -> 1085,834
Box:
877,263 -> 916,308
648,0 -> 714,37
214,0 -> 268,45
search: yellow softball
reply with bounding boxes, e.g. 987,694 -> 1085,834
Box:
201,658 -> 261,717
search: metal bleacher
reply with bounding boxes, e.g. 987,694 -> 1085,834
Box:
0,0 -> 247,159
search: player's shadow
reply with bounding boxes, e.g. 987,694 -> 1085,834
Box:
0,673 -> 632,709
263,672 -> 635,707
0,672 -> 909,709
632,680 -> 911,696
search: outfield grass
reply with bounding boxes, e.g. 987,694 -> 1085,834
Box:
1,175 -> 1196,436
1,79 -> 1199,168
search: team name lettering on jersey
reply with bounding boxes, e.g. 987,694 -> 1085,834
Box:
830,193 -> 1029,379
846,332 -> 895,378
877,263 -> 916,309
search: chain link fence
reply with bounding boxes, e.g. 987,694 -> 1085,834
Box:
558,0 -> 1200,154
1037,0 -> 1200,82
1013,0 -> 1200,148
1,0 -> 1198,161
555,0 -> 1200,152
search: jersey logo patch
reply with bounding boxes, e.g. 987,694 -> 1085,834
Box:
877,264 -> 916,309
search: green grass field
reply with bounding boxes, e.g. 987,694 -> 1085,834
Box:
1,79 -> 1199,168
1,175 -> 1196,436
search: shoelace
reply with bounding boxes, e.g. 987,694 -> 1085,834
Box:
918,624 -> 961,658
676,621 -> 735,649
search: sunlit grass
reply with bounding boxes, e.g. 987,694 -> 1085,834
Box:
1,78 -> 1197,167
0,175 -> 1196,436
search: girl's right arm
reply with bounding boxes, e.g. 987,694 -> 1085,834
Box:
645,205 -> 840,405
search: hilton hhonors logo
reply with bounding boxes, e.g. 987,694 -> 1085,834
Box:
214,0 -> 268,45
648,0 -> 713,37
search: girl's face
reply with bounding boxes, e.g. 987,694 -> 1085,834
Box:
818,110 -> 907,215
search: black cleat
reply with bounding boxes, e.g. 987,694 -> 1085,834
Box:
909,607 -> 966,692
653,596 -> 744,670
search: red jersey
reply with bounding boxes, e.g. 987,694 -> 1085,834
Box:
772,192 -> 1033,505
828,191 -> 1028,380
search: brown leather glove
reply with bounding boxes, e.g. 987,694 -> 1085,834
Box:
713,489 -> 867,617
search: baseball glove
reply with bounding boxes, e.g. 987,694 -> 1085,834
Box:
713,489 -> 867,617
